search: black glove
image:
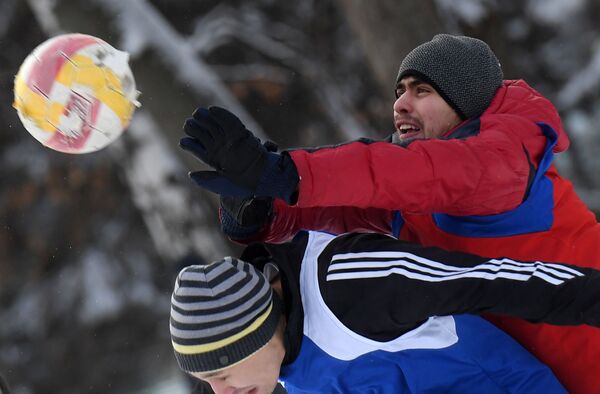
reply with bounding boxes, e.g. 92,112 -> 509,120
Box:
180,106 -> 299,204
220,196 -> 273,240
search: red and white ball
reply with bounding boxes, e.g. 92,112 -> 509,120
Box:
13,33 -> 140,154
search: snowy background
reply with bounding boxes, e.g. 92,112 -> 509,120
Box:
1,1 -> 600,393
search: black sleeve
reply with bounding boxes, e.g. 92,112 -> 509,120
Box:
317,232 -> 600,341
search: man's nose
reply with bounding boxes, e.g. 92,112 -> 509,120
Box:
393,92 -> 413,114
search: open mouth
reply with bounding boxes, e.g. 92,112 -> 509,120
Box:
396,123 -> 422,140
398,124 -> 421,133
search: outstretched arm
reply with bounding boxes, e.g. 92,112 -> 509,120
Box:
179,106 -> 544,216
221,197 -> 393,244
290,120 -> 542,215
318,232 -> 600,341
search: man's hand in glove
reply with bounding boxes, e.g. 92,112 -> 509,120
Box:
180,106 -> 299,204
219,196 -> 273,241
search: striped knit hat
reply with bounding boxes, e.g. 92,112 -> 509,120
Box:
170,257 -> 282,373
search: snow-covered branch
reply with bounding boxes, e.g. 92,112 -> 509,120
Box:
556,43 -> 600,109
93,0 -> 269,140
190,4 -> 377,140
109,111 -> 230,262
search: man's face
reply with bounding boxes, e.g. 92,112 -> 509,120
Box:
190,325 -> 285,394
393,76 -> 461,141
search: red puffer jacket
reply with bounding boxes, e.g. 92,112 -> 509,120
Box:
256,80 -> 600,393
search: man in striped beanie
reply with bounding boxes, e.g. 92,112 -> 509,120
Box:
170,230 -> 600,393
170,257 -> 285,394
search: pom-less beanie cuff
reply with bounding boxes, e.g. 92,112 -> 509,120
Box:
173,294 -> 282,373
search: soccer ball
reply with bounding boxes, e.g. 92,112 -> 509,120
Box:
13,33 -> 140,154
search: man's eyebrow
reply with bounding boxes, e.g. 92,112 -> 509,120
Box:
397,78 -> 428,90
409,79 -> 427,87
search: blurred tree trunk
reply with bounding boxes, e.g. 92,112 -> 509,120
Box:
335,0 -> 445,97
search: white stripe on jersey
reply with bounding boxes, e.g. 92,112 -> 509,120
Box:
327,251 -> 583,285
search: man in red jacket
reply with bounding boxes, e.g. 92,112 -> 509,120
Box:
180,35 -> 600,393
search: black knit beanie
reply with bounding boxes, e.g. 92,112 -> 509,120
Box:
396,34 -> 503,120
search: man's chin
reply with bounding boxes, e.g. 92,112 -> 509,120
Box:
253,381 -> 279,394
398,131 -> 425,140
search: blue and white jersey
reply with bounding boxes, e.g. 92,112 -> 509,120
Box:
270,231 -> 580,393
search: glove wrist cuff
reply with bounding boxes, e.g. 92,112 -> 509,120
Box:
256,152 -> 299,204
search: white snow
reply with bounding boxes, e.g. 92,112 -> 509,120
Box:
92,0 -> 269,140
434,0 -> 491,26
527,0 -> 585,26
26,0 -> 65,37
556,42 -> 600,108
109,111 -> 231,262
79,249 -> 123,324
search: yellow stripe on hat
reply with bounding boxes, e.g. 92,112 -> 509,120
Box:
173,302 -> 273,355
